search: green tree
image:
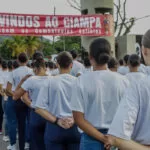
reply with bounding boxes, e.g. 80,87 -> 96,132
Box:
24,36 -> 41,57
42,41 -> 56,56
0,39 -> 12,59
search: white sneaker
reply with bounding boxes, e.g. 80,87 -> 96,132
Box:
11,144 -> 17,150
7,144 -> 11,150
3,136 -> 10,142
25,142 -> 30,149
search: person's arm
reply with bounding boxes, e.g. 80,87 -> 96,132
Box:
73,111 -> 106,143
105,135 -> 150,150
13,88 -> 25,100
36,107 -> 72,129
6,82 -> 13,96
22,92 -> 32,108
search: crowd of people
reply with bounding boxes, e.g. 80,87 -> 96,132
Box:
0,29 -> 150,150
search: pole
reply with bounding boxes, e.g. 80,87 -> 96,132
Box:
52,6 -> 56,50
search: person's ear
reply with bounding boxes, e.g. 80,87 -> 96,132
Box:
142,46 -> 148,56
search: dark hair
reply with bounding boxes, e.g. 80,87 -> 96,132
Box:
119,59 -> 123,66
13,60 -> 19,69
33,57 -> 45,69
89,38 -> 111,65
18,53 -> 28,63
0,57 -> 3,65
48,61 -> 55,69
45,62 -> 48,68
2,61 -> 8,69
70,50 -> 78,59
128,54 -> 140,67
108,57 -> 118,69
56,52 -> 73,69
123,55 -> 130,65
32,51 -> 44,61
8,61 -> 13,70
83,57 -> 91,67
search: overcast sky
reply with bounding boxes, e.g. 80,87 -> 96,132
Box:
0,0 -> 150,36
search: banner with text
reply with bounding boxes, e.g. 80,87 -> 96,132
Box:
0,13 -> 113,36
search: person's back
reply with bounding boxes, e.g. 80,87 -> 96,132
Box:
108,76 -> 150,145
12,66 -> 33,89
126,72 -> 146,84
72,70 -> 129,129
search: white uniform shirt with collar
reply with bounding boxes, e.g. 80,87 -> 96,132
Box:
78,67 -> 93,76
117,66 -> 129,75
108,76 -> 150,145
35,74 -> 76,118
125,72 -> 146,85
70,60 -> 84,77
7,66 -> 33,90
21,76 -> 51,108
71,70 -> 129,131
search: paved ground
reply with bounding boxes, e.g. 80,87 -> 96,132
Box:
0,134 -> 10,150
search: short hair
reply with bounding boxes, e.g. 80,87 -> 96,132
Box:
13,60 -> 19,69
83,57 -> 91,67
119,59 -> 123,66
123,55 -> 130,65
8,61 -> 13,70
128,54 -> 140,67
2,61 -> 8,69
70,50 -> 78,59
56,52 -> 73,69
18,53 -> 28,63
0,57 -> 3,65
48,61 -> 55,69
89,38 -> 111,65
108,57 -> 118,69
33,57 -> 45,69
32,51 -> 44,61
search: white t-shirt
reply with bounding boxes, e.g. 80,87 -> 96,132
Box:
117,66 -> 129,75
78,67 -> 93,76
50,69 -> 59,76
138,64 -> 146,74
125,72 -> 146,85
70,60 -> 84,77
21,76 -> 51,108
108,76 -> 150,145
35,74 -> 76,118
8,66 -> 33,90
71,70 -> 129,131
1,70 -> 9,89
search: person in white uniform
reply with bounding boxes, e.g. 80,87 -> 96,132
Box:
0,61 -> 9,142
35,52 -> 81,150
70,50 -> 84,77
7,53 -> 33,150
13,57 -> 51,150
117,55 -> 129,75
77,57 -> 93,77
126,54 -> 146,84
71,38 -> 129,150
106,29 -> 150,149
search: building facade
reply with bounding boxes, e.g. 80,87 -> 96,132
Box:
80,0 -> 115,56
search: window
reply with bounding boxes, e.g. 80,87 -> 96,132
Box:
82,9 -> 88,15
95,8 -> 113,14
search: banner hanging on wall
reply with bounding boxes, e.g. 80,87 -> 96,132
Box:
0,12 -> 113,36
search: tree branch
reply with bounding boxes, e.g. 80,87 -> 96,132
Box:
67,0 -> 81,11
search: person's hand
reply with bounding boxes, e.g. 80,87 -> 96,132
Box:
104,135 -> 116,150
57,118 -> 74,129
